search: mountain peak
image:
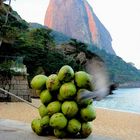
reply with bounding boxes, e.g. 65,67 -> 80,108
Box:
44,0 -> 115,55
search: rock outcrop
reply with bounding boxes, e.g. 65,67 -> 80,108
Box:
44,0 -> 115,55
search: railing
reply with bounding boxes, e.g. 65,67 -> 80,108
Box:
0,88 -> 38,108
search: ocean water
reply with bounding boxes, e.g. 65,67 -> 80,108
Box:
94,88 -> 140,114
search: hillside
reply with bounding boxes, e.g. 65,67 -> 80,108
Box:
29,23 -> 140,84
29,22 -> 71,44
0,3 -> 140,86
87,45 -> 140,84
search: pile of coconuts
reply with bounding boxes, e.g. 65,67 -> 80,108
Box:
31,65 -> 96,138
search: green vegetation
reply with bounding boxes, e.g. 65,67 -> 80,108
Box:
0,3 -> 82,82
88,45 -> 140,83
0,2 -> 140,84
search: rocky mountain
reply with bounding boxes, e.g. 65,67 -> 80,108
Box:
44,0 -> 115,55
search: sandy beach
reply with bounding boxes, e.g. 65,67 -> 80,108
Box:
0,99 -> 140,140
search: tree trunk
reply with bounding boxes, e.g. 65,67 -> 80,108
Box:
0,39 -> 2,47
5,0 -> 12,24
0,0 -> 3,6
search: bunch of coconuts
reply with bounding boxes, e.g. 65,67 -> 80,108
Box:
30,65 -> 96,138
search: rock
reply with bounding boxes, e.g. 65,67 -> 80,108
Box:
44,0 -> 115,55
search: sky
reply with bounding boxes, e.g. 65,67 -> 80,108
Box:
9,0 -> 140,69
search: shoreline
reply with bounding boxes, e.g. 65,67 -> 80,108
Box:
117,87 -> 140,89
95,106 -> 140,115
118,83 -> 140,88
0,99 -> 140,140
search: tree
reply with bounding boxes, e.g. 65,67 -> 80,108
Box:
69,38 -> 87,53
0,0 -> 13,46
0,0 -> 6,6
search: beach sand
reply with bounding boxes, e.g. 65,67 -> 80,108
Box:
0,99 -> 140,140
